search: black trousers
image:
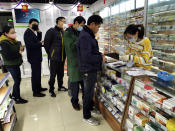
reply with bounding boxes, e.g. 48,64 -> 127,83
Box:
49,60 -> 64,91
30,62 -> 42,94
71,80 -> 84,105
83,72 -> 97,119
6,66 -> 21,99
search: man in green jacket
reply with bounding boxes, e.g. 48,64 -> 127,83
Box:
64,16 -> 86,110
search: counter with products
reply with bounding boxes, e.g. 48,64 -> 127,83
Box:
94,56 -> 175,131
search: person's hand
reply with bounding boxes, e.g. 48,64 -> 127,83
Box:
20,45 -> 24,51
119,55 -> 129,62
40,41 -> 44,45
19,45 -> 24,54
102,54 -> 107,63
37,29 -> 41,32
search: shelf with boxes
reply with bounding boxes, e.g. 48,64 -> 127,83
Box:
95,55 -> 175,131
95,60 -> 137,131
125,75 -> 175,131
98,17 -> 111,54
0,73 -> 17,131
147,0 -> 175,73
110,8 -> 144,53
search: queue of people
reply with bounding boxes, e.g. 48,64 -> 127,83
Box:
0,14 -> 152,126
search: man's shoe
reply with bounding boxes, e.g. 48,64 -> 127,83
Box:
91,109 -> 100,115
58,86 -> 68,92
40,87 -> 48,92
49,91 -> 56,97
72,104 -> 80,111
33,93 -> 46,97
83,117 -> 100,126
15,97 -> 28,104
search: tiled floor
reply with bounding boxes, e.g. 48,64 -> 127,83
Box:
12,76 -> 112,131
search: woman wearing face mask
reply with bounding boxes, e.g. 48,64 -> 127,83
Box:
120,24 -> 153,69
0,25 -> 28,104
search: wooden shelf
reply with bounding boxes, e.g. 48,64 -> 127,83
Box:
0,73 -> 10,89
3,113 -> 16,131
3,100 -> 15,123
0,87 -> 12,106
95,96 -> 121,131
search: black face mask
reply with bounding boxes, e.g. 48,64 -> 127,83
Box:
32,24 -> 39,31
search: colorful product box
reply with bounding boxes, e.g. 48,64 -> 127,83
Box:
162,98 -> 175,112
134,113 -> 149,127
155,110 -> 172,127
140,101 -> 155,114
132,96 -> 143,109
128,105 -> 139,119
148,92 -> 167,107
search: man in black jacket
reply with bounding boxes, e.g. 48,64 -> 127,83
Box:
77,15 -> 106,126
24,18 -> 47,97
44,17 -> 67,97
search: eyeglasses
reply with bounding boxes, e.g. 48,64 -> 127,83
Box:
60,20 -> 66,23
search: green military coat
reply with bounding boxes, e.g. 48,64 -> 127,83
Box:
64,26 -> 82,82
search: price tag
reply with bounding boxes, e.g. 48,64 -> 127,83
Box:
108,107 -> 112,112
112,111 -> 116,115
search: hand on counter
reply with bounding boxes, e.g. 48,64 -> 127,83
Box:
102,54 -> 107,63
119,55 -> 129,62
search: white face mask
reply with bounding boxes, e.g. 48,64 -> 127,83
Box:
8,33 -> 17,40
63,24 -> 68,30
128,37 -> 137,43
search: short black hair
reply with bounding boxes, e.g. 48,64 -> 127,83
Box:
87,15 -> 103,25
124,24 -> 145,39
73,16 -> 86,24
56,17 -> 65,24
29,18 -> 39,24
2,25 -> 14,34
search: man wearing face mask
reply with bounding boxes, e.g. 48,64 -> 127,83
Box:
24,18 -> 47,97
64,16 -> 86,110
44,17 -> 67,97
77,15 -> 107,126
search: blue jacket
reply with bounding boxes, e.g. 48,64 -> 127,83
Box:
77,26 -> 102,73
24,28 -> 42,63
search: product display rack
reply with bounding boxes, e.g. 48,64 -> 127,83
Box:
0,73 -> 17,131
110,7 -> 144,53
95,57 -> 175,131
98,16 -> 111,54
147,0 -> 175,73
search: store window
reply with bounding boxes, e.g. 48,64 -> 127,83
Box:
148,0 -> 158,5
111,4 -> 119,15
126,0 -> 135,11
99,7 -> 109,18
136,0 -> 144,8
120,2 -> 126,13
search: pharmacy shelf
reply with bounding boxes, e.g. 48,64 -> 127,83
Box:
95,94 -> 122,131
3,100 -> 15,124
0,87 -> 12,106
0,73 -> 10,89
100,94 -> 123,121
3,113 -> 16,131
